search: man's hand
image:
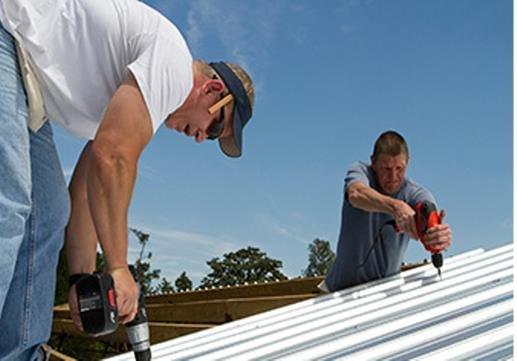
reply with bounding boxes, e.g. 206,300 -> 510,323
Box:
110,267 -> 139,324
68,285 -> 83,331
421,210 -> 452,253
392,199 -> 418,239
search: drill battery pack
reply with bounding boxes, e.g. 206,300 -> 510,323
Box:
76,273 -> 118,336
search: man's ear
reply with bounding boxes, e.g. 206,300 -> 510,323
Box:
203,78 -> 225,95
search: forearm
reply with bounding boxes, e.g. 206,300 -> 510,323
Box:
347,182 -> 399,215
80,73 -> 150,272
66,143 -> 98,274
87,143 -> 137,271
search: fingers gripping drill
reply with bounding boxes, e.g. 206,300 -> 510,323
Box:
74,265 -> 151,361
414,201 -> 443,279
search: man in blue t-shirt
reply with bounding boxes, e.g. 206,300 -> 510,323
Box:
322,130 -> 452,292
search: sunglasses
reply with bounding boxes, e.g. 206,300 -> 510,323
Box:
207,92 -> 233,140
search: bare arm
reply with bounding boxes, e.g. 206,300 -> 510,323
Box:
87,73 -> 152,270
66,142 -> 100,329
66,73 -> 153,323
347,181 -> 400,214
66,141 -> 98,275
347,182 -> 418,238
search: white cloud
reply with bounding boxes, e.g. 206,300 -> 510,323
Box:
129,222 -> 240,259
253,212 -> 308,245
186,1 -> 249,67
186,10 -> 203,50
185,1 -> 279,77
126,221 -> 246,286
125,217 -> 310,286
138,163 -> 168,185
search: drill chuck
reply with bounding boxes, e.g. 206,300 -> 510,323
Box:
432,252 -> 443,279
126,307 -> 151,360
133,350 -> 152,361
126,323 -> 151,361
127,265 -> 152,361
431,253 -> 443,269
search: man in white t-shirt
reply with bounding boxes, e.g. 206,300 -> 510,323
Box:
0,1 -> 255,359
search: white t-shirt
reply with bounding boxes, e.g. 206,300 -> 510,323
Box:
0,0 -> 193,139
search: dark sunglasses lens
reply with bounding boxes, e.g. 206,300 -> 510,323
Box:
207,104 -> 225,140
207,120 -> 224,140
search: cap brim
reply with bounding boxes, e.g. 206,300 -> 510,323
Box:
210,61 -> 252,158
218,107 -> 243,158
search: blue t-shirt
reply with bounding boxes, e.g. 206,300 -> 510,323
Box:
325,161 -> 435,292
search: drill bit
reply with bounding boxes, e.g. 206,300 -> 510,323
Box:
432,253 -> 443,281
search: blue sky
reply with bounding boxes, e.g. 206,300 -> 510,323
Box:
54,0 -> 512,286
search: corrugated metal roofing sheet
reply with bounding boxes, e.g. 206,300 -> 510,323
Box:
106,244 -> 514,360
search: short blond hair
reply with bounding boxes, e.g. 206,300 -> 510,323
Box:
194,60 -> 255,108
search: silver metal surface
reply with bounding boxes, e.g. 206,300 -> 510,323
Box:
106,244 -> 514,361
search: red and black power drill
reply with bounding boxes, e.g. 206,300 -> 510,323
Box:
414,201 -> 443,279
74,265 -> 151,361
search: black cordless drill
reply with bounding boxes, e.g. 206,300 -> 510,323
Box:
75,265 -> 151,360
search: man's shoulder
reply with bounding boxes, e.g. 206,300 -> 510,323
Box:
399,176 -> 434,203
402,176 -> 424,191
348,160 -> 371,173
345,161 -> 375,189
347,161 -> 374,179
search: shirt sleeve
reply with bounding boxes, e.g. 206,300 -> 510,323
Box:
344,161 -> 372,200
406,182 -> 437,208
127,34 -> 192,135
345,161 -> 371,188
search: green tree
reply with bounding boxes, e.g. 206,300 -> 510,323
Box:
130,228 -> 162,295
157,277 -> 174,294
200,247 -> 287,288
54,249 -> 69,305
175,271 -> 193,291
302,238 -> 336,277
96,251 -> 106,271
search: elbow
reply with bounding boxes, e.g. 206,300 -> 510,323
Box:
348,194 -> 360,209
89,140 -> 134,174
347,183 -> 364,208
347,186 -> 361,207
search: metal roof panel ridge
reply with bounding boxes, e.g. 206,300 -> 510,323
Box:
105,243 -> 513,361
